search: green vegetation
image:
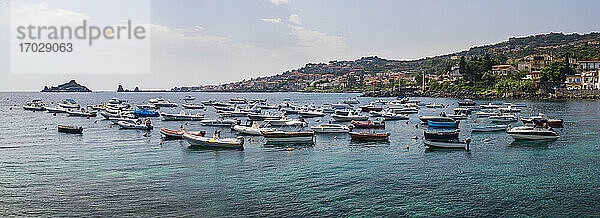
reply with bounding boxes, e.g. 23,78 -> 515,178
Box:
540,61 -> 576,82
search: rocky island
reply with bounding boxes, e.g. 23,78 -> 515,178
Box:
41,80 -> 92,92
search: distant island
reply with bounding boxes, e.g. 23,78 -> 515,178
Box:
41,80 -> 92,92
117,85 -> 168,92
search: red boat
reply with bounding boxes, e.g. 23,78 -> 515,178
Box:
349,131 -> 390,141
350,120 -> 385,128
160,128 -> 206,139
521,114 -> 563,128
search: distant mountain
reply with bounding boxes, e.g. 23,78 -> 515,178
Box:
41,80 -> 91,92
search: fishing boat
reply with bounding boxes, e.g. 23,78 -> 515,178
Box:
67,110 -> 97,117
200,119 -> 241,126
457,99 -> 476,106
343,98 -> 360,104
383,113 -> 409,121
23,100 -> 46,111
332,112 -> 368,121
161,110 -> 205,121
427,120 -> 458,128
58,99 -> 80,109
419,116 -> 455,123
182,133 -> 244,149
45,106 -> 68,113
299,110 -> 325,118
489,114 -> 518,122
159,128 -> 205,139
262,130 -> 315,143
181,104 -> 206,109
424,130 -> 459,140
116,119 -> 153,130
506,126 -> 559,140
351,120 -> 385,128
424,138 -> 471,149
133,109 -> 160,117
57,125 -> 83,134
348,131 -> 390,141
471,124 -> 509,132
183,96 -> 196,101
359,104 -> 383,112
310,124 -> 350,133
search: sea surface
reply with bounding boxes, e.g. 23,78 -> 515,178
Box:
1,92 -> 599,216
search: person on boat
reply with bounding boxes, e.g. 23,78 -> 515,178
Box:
145,118 -> 151,127
214,130 -> 221,139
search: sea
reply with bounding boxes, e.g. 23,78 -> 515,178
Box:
1,92 -> 599,216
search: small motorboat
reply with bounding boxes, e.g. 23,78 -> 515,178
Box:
419,116 -> 455,123
392,108 -> 419,114
351,120 -> 385,128
108,98 -> 125,104
427,120 -> 458,128
150,97 -> 178,108
331,103 -> 352,109
214,106 -> 235,111
369,110 -> 386,117
200,99 -> 216,105
310,124 -> 350,133
183,96 -> 196,101
159,128 -> 205,139
446,114 -> 468,120
348,131 -> 390,141
247,112 -> 282,120
521,114 -> 563,128
232,121 -> 275,135
320,104 -> 335,113
383,113 -> 409,121
504,103 -> 527,107
116,119 -> 153,130
489,114 -> 518,122
161,110 -> 205,121
87,104 -> 106,111
359,104 -> 383,112
263,118 -> 307,126
200,119 -> 241,126
58,99 -> 80,109
57,125 -> 83,134
46,106 -> 68,113
424,138 -> 471,149
257,104 -> 279,109
136,104 -> 159,110
299,110 -> 325,118
212,101 -> 232,107
229,97 -> 247,104
424,130 -> 459,140
480,103 -> 500,109
133,109 -> 160,117
425,103 -> 444,108
23,100 -> 46,111
453,108 -> 472,115
475,111 -> 500,117
261,130 -> 315,143
506,126 -> 559,140
67,110 -> 97,117
250,99 -> 267,104
332,112 -> 368,121
183,133 -> 244,149
343,98 -> 360,104
457,100 -> 476,106
471,124 -> 509,132
498,106 -> 521,113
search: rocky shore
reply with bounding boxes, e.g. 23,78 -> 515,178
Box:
360,88 -> 600,100
41,80 -> 91,92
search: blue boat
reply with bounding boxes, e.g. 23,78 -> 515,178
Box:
133,109 -> 160,117
427,120 -> 458,128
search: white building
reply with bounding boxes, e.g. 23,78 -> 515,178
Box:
578,61 -> 600,71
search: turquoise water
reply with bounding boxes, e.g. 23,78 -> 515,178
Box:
1,92 -> 599,216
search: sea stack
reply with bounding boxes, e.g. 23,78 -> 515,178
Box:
41,80 -> 92,92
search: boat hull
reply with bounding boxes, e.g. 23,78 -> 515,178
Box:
183,134 -> 244,149
423,140 -> 466,148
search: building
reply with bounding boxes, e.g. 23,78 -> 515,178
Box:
577,61 -> 600,71
565,74 -> 582,89
517,54 -> 553,72
491,65 -> 516,76
524,71 -> 541,80
581,71 -> 599,89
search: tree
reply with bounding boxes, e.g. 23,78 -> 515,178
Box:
539,61 -> 575,82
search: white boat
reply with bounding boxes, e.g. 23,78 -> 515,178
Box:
150,97 -> 178,108
369,110 -> 386,117
507,126 -> 559,140
498,106 -> 521,113
67,110 -> 97,117
320,104 -> 335,113
489,114 -> 518,122
182,104 -> 205,109
229,98 -> 247,104
299,110 -> 325,118
471,125 -> 509,132
58,99 -> 80,109
137,104 -> 159,110
116,120 -> 153,130
183,133 -> 244,149
183,96 -> 196,101
310,124 -> 350,133
262,130 -> 315,143
446,114 -> 468,120
200,99 -> 216,105
383,113 -> 409,120
424,138 -> 471,149
425,103 -> 444,108
331,103 -> 352,109
258,104 -> 279,109
45,106 -> 68,113
475,111 -> 500,117
480,103 -> 500,109
248,112 -> 282,120
232,121 -> 275,135
331,112 -> 368,121
219,108 -> 250,117
200,119 -> 240,126
23,100 -> 46,111
392,108 -> 419,114
161,110 -> 205,121
343,98 -> 360,104
108,98 -> 125,104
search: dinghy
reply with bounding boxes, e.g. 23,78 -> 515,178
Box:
183,133 -> 244,149
310,124 -> 350,133
161,110 -> 205,121
262,130 -> 315,143
348,131 -> 390,141
200,119 -> 241,126
424,138 -> 471,149
159,128 -> 205,139
57,125 -> 83,134
116,119 -> 153,130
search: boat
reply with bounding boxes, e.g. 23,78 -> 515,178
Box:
183,133 -> 244,149
480,103 -> 500,109
521,114 -> 563,128
457,100 -> 476,106
150,97 -> 178,108
498,106 -> 521,113
161,110 -> 205,121
310,124 -> 350,133
506,126 -> 559,140
46,106 -> 68,113
359,104 -> 383,112
332,112 -> 368,121
108,117 -> 138,124
214,106 -> 235,111
116,119 -> 153,130
425,103 -> 444,108
263,118 -> 307,126
219,109 -> 250,117
67,110 -> 97,117
424,138 -> 471,149
57,125 -> 83,134
183,96 -> 196,101
343,98 -> 360,104
87,104 -> 106,111
262,130 -> 315,143
427,120 -> 458,128
419,116 -> 455,123
232,121 -> 275,135
348,131 -> 390,141
331,103 -> 352,109
23,100 -> 46,111
248,112 -> 283,120
136,104 -> 159,110
108,98 -> 125,104
471,125 -> 509,132
320,104 -> 335,113
504,103 -> 527,107
58,99 -> 80,109
424,130 -> 459,140
475,111 -> 500,117
212,101 -> 232,107
383,113 -> 409,121
257,104 -> 279,109
250,99 -> 267,104
446,114 -> 468,120
392,108 -> 419,114
229,97 -> 247,104
299,110 -> 325,118
453,108 -> 472,115
489,114 -> 518,122
200,99 -> 216,105
133,109 -> 160,117
159,128 -> 205,139
351,120 -> 385,128
369,110 -> 386,117
200,119 -> 241,126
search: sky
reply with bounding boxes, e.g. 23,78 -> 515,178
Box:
1,0 -> 600,91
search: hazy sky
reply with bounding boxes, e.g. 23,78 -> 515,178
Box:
1,0 -> 600,91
